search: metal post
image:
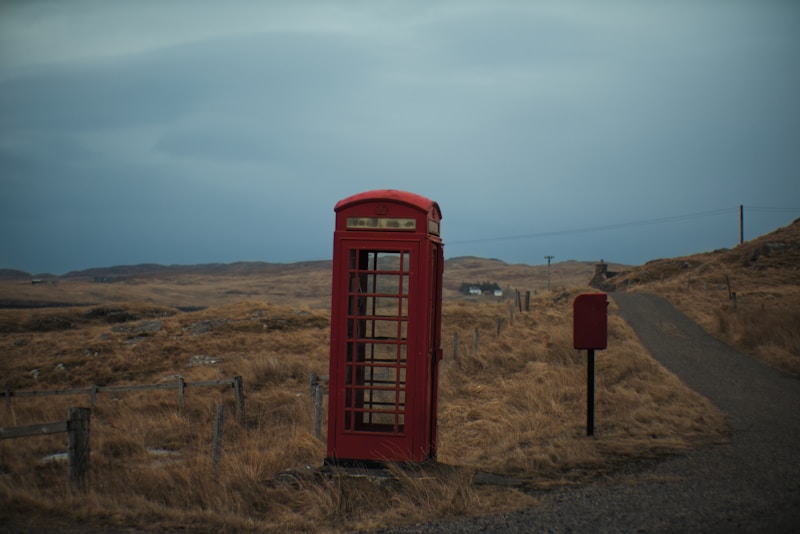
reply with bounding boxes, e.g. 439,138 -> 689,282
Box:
587,349 -> 595,437
545,256 -> 554,291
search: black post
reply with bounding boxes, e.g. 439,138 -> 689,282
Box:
587,349 -> 595,437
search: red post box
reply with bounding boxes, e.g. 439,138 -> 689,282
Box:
326,190 -> 443,465
573,293 -> 608,350
573,292 -> 608,436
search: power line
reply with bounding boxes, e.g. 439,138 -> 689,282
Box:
745,206 -> 800,213
447,206 -> 799,247
447,207 -> 741,246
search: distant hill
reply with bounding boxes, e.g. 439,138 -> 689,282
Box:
0,269 -> 34,281
58,261 -> 334,280
443,257 -> 627,298
1,257 -> 613,289
0,256 -> 615,309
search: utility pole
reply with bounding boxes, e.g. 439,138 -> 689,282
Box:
740,204 -> 744,245
544,255 -> 554,291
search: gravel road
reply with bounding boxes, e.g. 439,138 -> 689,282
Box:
377,292 -> 800,533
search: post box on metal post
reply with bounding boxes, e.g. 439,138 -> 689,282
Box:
573,293 -> 608,436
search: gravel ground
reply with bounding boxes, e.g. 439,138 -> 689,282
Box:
374,292 -> 800,533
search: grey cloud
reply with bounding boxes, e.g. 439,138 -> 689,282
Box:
0,31 -> 375,132
1,2 -> 798,274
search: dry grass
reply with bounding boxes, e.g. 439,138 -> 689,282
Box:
0,286 -> 727,532
438,295 -> 725,483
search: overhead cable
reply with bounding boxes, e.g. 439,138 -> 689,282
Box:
447,206 -> 797,246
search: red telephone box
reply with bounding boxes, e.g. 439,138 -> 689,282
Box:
326,190 -> 443,465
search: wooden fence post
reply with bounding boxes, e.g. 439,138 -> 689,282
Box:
314,384 -> 323,441
524,290 -> 531,312
212,404 -> 225,469
452,332 -> 458,361
496,317 -> 503,338
68,407 -> 90,493
233,376 -> 245,422
178,377 -> 185,416
309,372 -> 318,395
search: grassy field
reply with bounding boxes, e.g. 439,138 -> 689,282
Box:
3,230 -> 793,532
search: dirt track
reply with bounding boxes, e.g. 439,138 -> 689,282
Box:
380,292 -> 800,533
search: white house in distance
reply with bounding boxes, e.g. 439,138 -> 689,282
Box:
468,286 -> 503,297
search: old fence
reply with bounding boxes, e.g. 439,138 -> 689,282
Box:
2,376 -> 245,421
0,376 -> 248,491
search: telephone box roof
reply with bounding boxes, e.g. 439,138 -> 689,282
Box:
335,189 -> 441,219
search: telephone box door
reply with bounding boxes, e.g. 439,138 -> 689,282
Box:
328,241 -> 420,461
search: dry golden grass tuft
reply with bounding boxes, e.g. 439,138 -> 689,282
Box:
612,217 -> 800,376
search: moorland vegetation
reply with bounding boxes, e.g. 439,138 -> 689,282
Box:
0,219 -> 797,532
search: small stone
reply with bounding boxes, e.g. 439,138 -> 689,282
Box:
187,355 -> 220,367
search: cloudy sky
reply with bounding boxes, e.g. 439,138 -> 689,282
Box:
1,1 -> 798,275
